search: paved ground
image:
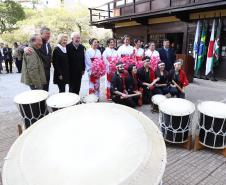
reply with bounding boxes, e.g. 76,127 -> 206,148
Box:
0,67 -> 226,185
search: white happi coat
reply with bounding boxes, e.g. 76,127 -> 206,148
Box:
117,44 -> 134,58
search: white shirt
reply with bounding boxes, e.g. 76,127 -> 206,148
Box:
102,47 -> 118,64
117,44 -> 134,58
85,48 -> 102,72
57,44 -> 67,53
134,47 -> 144,57
145,49 -> 160,58
0,48 -> 4,56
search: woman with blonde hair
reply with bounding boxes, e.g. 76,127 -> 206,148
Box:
52,33 -> 70,92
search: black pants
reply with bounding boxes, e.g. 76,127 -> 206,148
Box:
169,87 -> 185,98
155,86 -> 169,95
69,77 -> 82,95
15,58 -> 22,73
112,95 -> 137,108
57,81 -> 66,93
42,68 -> 50,92
5,60 -> 12,73
142,88 -> 153,104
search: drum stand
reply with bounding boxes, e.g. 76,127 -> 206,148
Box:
17,124 -> 23,135
165,135 -> 192,150
194,135 -> 226,157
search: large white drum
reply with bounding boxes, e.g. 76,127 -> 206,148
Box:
3,103 -> 166,185
14,90 -> 49,128
46,92 -> 80,112
197,101 -> 226,149
159,98 -> 195,143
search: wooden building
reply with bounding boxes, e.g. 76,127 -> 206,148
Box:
89,0 -> 226,80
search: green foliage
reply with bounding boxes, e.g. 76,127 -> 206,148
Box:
0,4 -> 112,46
1,30 -> 29,45
0,0 -> 25,34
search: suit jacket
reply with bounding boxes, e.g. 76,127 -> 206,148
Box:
36,41 -> 52,69
3,47 -> 13,61
66,42 -> 85,82
158,47 -> 176,71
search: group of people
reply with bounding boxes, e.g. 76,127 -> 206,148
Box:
21,27 -> 85,94
0,42 -> 24,74
85,35 -> 188,107
19,27 -> 188,108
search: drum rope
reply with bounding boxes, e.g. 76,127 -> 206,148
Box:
198,113 -> 226,148
159,111 -> 193,143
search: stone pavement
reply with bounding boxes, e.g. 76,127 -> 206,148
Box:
0,68 -> 226,185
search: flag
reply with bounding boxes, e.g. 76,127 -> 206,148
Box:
213,19 -> 222,67
205,19 -> 215,76
193,21 -> 201,70
196,20 -> 207,72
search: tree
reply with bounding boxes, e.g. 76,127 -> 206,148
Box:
0,0 -> 25,34
0,4 -> 112,46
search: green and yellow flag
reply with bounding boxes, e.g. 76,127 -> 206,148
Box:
196,20 -> 207,72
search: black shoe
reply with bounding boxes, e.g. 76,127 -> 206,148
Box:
211,78 -> 217,82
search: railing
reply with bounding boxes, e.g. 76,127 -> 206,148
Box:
89,0 -> 224,23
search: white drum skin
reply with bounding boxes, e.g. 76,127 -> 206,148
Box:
46,92 -> 80,112
3,103 -> 166,185
83,94 -> 99,103
198,101 -> 226,149
151,95 -> 167,107
14,90 -> 49,105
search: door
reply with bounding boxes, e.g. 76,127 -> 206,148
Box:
166,33 -> 184,54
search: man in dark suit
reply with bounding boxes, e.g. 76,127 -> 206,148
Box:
67,32 -> 85,95
3,44 -> 13,73
158,39 -> 176,72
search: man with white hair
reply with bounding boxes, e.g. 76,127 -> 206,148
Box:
24,26 -> 52,91
66,32 -> 85,94
21,34 -> 46,89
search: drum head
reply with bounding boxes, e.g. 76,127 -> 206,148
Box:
46,93 -> 80,109
159,98 -> 195,116
198,101 -> 226,119
151,95 -> 167,106
14,90 -> 49,105
83,94 -> 98,103
3,103 -> 166,185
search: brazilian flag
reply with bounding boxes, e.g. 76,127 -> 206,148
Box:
196,20 -> 207,72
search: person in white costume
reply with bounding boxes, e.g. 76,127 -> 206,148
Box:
145,41 -> 160,71
85,38 -> 102,98
133,39 -> 144,62
117,35 -> 134,58
102,38 -> 118,100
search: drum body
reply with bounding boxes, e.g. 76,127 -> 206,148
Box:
159,98 -> 195,143
3,103 -> 166,185
198,101 -> 226,149
151,95 -> 167,112
46,93 -> 81,112
14,90 -> 49,128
